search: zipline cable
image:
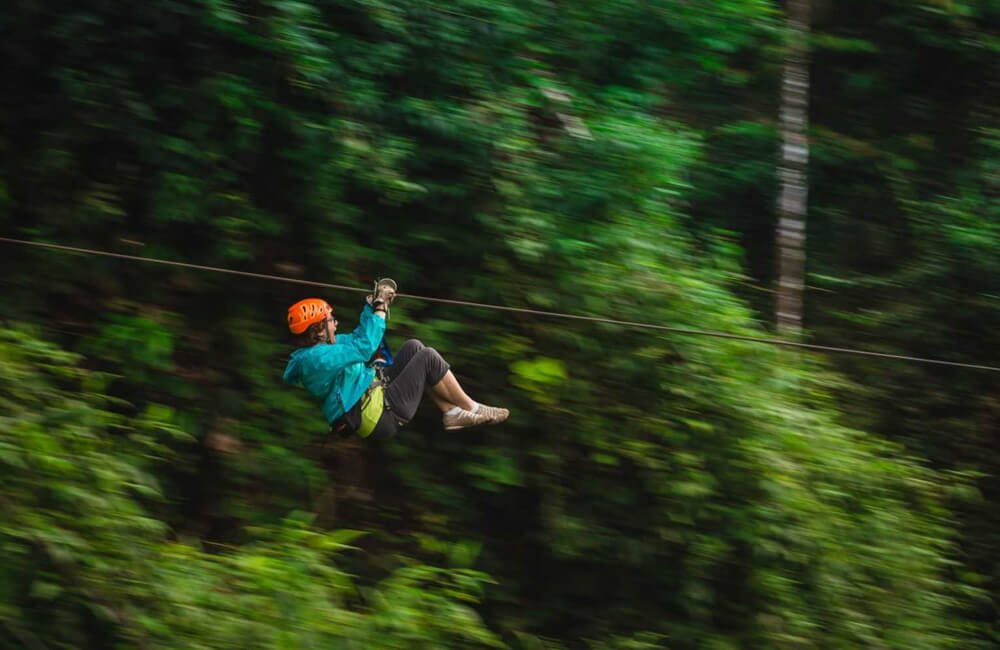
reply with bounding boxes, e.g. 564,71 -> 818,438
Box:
2,235 -> 998,372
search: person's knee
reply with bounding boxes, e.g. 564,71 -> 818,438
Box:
422,346 -> 443,362
402,338 -> 425,352
420,347 -> 449,380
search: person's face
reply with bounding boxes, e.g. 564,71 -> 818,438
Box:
325,315 -> 338,342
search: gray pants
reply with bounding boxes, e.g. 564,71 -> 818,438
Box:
366,339 -> 450,441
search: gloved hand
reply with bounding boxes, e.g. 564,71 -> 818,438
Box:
369,278 -> 397,316
374,278 -> 397,305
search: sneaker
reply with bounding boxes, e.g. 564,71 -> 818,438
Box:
476,403 -> 510,424
443,407 -> 493,431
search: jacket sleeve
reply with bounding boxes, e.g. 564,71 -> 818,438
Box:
340,303 -> 386,362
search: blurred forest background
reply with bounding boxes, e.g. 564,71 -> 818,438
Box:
1,0 -> 999,647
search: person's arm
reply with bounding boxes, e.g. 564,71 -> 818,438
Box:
340,303 -> 386,361
334,280 -> 395,360
308,308 -> 384,379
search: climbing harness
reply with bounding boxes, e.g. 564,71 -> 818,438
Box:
332,332 -> 401,439
354,339 -> 391,438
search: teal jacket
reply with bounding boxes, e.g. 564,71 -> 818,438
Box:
282,304 -> 387,424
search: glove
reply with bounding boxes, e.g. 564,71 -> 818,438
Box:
374,278 -> 397,304
370,278 -> 397,316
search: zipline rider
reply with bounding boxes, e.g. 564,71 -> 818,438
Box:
283,279 -> 509,441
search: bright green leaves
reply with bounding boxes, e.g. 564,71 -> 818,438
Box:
510,356 -> 567,406
0,330 -> 504,648
139,519 -> 502,649
0,329 -> 165,646
364,563 -> 504,649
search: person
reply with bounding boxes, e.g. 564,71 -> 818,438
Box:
282,280 -> 509,441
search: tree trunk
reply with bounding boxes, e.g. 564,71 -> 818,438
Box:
775,0 -> 811,335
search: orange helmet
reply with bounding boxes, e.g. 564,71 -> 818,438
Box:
287,298 -> 332,334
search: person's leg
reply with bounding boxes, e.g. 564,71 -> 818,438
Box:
385,339 -> 425,382
422,355 -> 509,429
384,345 -> 452,421
387,340 -> 472,412
426,390 -> 451,412
429,370 -> 476,412
383,342 -> 508,429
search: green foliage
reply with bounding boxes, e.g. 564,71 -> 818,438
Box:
142,520 -> 501,649
0,0 -> 994,647
0,329 -> 503,648
510,357 -> 567,406
0,328 -> 165,647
